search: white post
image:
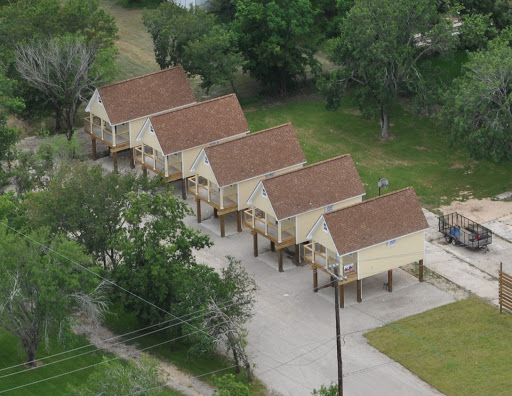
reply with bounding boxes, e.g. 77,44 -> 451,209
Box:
251,207 -> 255,228
264,212 -> 268,236
278,220 -> 282,243
153,149 -> 157,170
112,125 -> 116,147
164,155 -> 169,177
207,179 -> 211,202
101,119 -> 104,140
220,187 -> 224,209
89,113 -> 93,135
195,175 -> 198,195
141,142 -> 145,164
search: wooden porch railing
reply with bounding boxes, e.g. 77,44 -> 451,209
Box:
499,262 -> 512,313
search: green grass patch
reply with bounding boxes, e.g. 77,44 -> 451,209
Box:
243,95 -> 512,208
0,325 -> 180,395
365,298 -> 512,396
0,327 -> 104,396
104,304 -> 268,395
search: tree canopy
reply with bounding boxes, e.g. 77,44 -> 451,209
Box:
235,0 -> 320,95
318,0 -> 456,138
441,39 -> 512,162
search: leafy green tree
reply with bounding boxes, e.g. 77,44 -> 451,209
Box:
441,40 -> 512,162
24,161 -> 159,267
213,373 -> 250,396
68,355 -> 164,396
0,67 -> 24,188
318,0 -> 456,138
459,13 -> 497,50
15,35 -> 116,137
184,25 -> 243,94
143,2 -> 216,69
0,226 -> 106,366
235,0 -> 320,95
176,256 -> 257,381
206,0 -> 238,23
112,190 -> 211,324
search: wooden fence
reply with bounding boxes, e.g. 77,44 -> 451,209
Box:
499,262 -> 512,313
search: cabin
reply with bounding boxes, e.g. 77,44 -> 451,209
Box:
134,94 -> 249,198
84,66 -> 195,171
188,123 -> 306,237
245,155 -> 365,272
304,187 -> 428,307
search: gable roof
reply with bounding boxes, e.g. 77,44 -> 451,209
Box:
324,187 -> 428,255
148,94 -> 249,155
96,66 -> 195,125
259,155 -> 365,220
204,123 -> 306,187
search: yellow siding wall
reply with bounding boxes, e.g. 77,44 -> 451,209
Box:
130,118 -> 147,148
88,97 -> 110,123
193,155 -> 219,186
140,127 -> 163,154
311,221 -> 337,253
333,196 -> 363,211
183,147 -> 204,178
249,186 -> 276,218
358,231 -> 425,279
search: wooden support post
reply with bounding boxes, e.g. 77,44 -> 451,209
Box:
294,244 -> 300,265
357,279 -> 362,303
313,268 -> 318,292
112,151 -> 118,173
330,275 -> 335,287
220,215 -> 225,238
213,208 -> 218,218
236,211 -> 242,232
339,283 -> 344,308
181,178 -> 187,200
91,137 -> 97,161
129,148 -> 135,169
253,232 -> 258,257
419,259 -> 424,282
278,249 -> 283,272
270,241 -> 275,252
196,199 -> 201,224
388,270 -> 393,292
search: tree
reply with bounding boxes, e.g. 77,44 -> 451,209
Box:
206,0 -> 238,23
234,0 -> 320,95
68,355 -> 163,396
112,190 -> 211,324
184,25 -> 243,94
24,161 -> 160,267
15,35 -> 116,137
317,0 -> 456,138
0,226 -> 106,366
143,3 -> 216,69
0,67 -> 24,188
441,40 -> 512,162
213,373 -> 250,396
458,13 -> 497,50
177,257 -> 257,382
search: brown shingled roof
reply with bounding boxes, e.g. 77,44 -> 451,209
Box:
324,187 -> 428,255
261,155 -> 365,220
97,66 -> 195,125
149,94 -> 249,155
204,123 -> 306,187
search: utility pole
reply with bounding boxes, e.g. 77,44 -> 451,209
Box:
333,264 -> 343,396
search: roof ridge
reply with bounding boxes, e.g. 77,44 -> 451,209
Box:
324,187 -> 415,217
263,154 -> 351,183
98,66 -> 185,90
150,93 -> 237,120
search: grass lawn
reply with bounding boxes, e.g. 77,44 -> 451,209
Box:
0,327 -> 180,395
365,298 -> 512,395
243,94 -> 512,208
105,305 -> 268,395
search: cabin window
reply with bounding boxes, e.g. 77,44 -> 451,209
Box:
150,125 -> 155,134
262,187 -> 268,199
387,239 -> 397,248
323,222 -> 328,233
204,155 -> 210,165
325,204 -> 334,213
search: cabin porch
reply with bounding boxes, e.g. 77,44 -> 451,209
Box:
134,144 -> 183,183
244,208 -> 299,272
188,175 -> 240,237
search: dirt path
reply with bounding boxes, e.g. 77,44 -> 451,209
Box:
74,321 -> 214,396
